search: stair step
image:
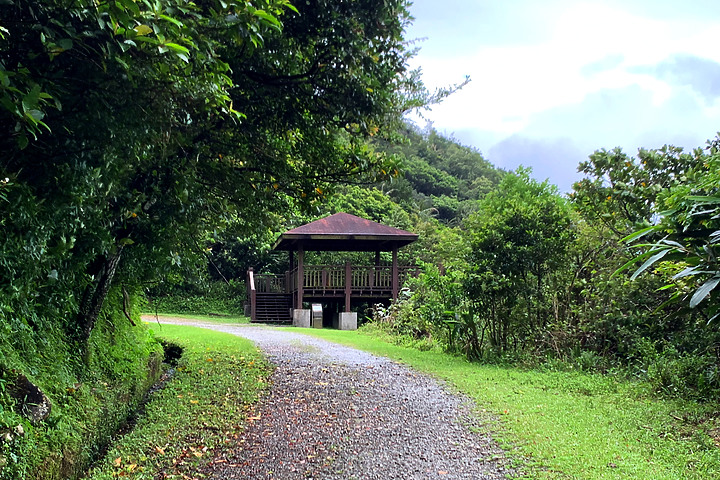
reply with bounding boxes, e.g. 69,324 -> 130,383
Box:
252,293 -> 293,323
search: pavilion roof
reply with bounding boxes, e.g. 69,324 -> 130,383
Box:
272,212 -> 418,252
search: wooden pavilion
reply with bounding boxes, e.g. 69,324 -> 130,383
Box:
247,212 -> 419,327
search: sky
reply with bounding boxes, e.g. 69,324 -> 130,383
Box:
404,0 -> 720,192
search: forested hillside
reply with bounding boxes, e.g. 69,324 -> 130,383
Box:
373,124 -> 505,223
160,112 -> 720,408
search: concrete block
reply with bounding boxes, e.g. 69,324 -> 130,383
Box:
293,309 -> 311,328
338,312 -> 357,331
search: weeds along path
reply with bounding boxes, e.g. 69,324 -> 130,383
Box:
155,319 -> 511,480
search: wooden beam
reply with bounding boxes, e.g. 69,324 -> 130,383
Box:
297,247 -> 304,309
392,248 -> 398,300
344,261 -> 351,312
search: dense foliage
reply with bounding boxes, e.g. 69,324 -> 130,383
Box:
365,136 -> 720,401
1,0 -> 429,477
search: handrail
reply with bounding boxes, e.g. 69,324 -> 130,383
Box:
248,268 -> 256,322
252,264 -> 421,299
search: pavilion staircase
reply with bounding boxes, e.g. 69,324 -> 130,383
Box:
253,293 -> 292,323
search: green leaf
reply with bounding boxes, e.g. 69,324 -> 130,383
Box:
57,39 -> 73,51
673,266 -> 707,280
630,248 -> 671,281
22,84 -> 41,112
164,43 -> 190,55
253,10 -> 282,27
621,225 -> 658,243
25,109 -> 44,122
119,0 -> 141,16
686,195 -> 720,204
134,24 -> 153,36
659,239 -> 685,249
159,14 -> 183,28
690,275 -> 720,308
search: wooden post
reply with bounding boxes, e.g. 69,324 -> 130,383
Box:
248,268 -> 256,322
297,247 -> 304,309
373,251 -> 380,291
344,261 -> 351,312
392,248 -> 398,300
286,250 -> 294,295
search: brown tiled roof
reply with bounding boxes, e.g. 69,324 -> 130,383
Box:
273,212 -> 418,251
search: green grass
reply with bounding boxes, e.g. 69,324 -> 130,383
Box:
140,312 -> 250,324
86,323 -> 270,480
290,327 -> 720,480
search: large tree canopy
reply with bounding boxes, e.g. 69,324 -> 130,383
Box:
0,0 -> 425,341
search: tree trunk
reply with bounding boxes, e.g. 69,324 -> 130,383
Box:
77,246 -> 124,342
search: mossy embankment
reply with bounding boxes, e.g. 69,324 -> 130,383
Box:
86,322 -> 270,479
0,290 -> 163,480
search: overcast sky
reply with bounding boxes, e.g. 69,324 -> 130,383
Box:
404,0 -> 720,191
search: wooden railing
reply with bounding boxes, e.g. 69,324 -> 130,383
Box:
255,274 -> 286,293
249,264 -> 421,298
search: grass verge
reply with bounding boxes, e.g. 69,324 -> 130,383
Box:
86,323 -> 270,480
140,312 -> 250,324
292,327 -> 720,480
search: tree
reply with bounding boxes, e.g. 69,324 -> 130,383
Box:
0,0 -> 427,344
622,145 -> 720,322
570,145 -> 704,237
463,168 -> 575,354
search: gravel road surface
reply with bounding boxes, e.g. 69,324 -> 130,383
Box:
150,318 -> 512,480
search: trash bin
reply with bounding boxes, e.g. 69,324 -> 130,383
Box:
311,303 -> 323,329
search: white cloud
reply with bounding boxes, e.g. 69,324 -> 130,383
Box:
406,0 -> 720,187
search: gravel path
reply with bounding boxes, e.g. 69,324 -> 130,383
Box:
150,318 -> 512,480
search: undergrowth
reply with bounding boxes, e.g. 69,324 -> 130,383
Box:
85,323 -> 271,480
146,281 -> 246,316
0,289 -> 162,480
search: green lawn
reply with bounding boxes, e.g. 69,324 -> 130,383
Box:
86,323 -> 270,480
292,327 -> 720,480
140,312 -> 250,324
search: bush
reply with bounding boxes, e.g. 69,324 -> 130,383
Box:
147,280 -> 246,315
633,338 -> 720,400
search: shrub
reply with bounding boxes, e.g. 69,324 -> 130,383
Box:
147,280 -> 246,315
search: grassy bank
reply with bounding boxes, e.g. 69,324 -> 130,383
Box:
0,291 -> 163,480
294,327 -> 720,480
86,323 -> 270,480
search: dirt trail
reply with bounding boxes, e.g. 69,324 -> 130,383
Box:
149,318 -> 512,480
